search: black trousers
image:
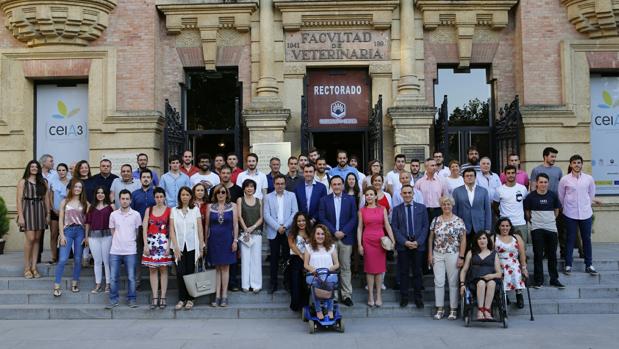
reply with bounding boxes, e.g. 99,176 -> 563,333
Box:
269,233 -> 290,289
175,248 -> 195,302
532,229 -> 559,284
229,253 -> 240,289
289,255 -> 308,311
398,248 -> 424,301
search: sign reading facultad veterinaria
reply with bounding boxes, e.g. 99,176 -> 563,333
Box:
286,30 -> 390,62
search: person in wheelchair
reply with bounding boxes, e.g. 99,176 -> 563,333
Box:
304,224 -> 340,321
459,231 -> 503,320
495,217 -> 528,308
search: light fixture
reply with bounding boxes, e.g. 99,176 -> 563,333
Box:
218,141 -> 225,148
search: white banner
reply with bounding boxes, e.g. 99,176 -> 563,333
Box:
36,84 -> 89,167
590,75 -> 619,195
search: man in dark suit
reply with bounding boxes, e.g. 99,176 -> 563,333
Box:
452,167 -> 492,249
392,184 -> 429,308
293,163 -> 327,225
318,175 -> 358,306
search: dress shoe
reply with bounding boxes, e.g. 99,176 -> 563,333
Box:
414,299 -> 424,309
399,298 -> 408,308
342,297 -> 354,307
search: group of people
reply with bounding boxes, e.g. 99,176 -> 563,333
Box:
15,145 -> 600,319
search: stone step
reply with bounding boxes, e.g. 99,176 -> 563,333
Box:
1,297 -> 618,320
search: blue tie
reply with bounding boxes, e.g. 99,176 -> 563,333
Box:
406,204 -> 414,239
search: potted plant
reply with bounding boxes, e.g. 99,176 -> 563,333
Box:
0,196 -> 9,254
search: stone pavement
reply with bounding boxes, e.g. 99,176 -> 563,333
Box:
1,315 -> 618,349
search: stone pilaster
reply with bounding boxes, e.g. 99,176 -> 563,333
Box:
395,0 -> 422,106
387,105 -> 436,160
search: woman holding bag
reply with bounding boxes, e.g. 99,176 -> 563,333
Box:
237,179 -> 263,293
169,187 -> 204,311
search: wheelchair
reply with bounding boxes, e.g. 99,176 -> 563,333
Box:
460,277 -> 509,328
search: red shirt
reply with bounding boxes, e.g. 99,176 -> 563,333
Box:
231,167 -> 243,184
180,165 -> 199,177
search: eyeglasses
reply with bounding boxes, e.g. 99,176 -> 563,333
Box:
217,190 -> 227,195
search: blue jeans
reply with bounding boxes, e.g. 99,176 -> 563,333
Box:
564,215 -> 593,267
109,254 -> 137,303
55,225 -> 85,284
306,273 -> 338,314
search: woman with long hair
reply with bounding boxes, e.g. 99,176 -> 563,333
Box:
206,184 -> 239,307
16,160 -> 50,279
193,183 -> 208,226
53,179 -> 89,296
304,224 -> 339,320
72,160 -> 91,182
85,186 -> 114,294
142,187 -> 174,309
360,174 -> 392,215
288,212 -> 311,311
495,217 -> 528,308
169,186 -> 204,310
237,179 -> 263,293
344,172 -> 361,207
49,163 -> 70,264
357,187 -> 396,307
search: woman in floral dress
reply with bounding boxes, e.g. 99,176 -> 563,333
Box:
142,187 -> 174,309
495,217 -> 528,309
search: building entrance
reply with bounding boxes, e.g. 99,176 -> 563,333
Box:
312,132 -> 366,170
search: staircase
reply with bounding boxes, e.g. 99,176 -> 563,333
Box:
1,244 -> 618,320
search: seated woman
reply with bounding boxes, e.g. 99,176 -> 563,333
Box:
495,217 -> 528,308
304,224 -> 340,321
459,232 -> 503,320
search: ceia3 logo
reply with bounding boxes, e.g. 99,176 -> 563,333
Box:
330,101 -> 346,119
47,100 -> 86,138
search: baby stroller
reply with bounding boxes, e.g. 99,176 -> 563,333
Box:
460,276 -> 509,328
301,268 -> 344,334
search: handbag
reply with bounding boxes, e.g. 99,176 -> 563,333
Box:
182,258 -> 216,298
239,231 -> 255,247
380,236 -> 394,251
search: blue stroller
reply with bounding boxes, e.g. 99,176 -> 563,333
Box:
301,268 -> 345,334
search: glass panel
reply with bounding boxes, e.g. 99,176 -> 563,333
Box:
187,70 -> 239,131
434,68 -> 491,127
448,132 -> 460,164
191,134 -> 236,158
469,132 -> 491,162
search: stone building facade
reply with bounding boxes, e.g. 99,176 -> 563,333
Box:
0,0 -> 617,250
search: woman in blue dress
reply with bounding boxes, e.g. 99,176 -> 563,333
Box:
206,184 -> 239,307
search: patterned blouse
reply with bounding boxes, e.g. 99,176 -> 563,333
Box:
430,215 -> 466,254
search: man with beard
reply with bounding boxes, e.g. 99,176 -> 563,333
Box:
180,150 -> 199,177
308,147 -> 320,165
132,153 -> 159,186
210,166 -> 243,202
130,169 -> 156,290
434,151 -> 450,178
314,157 -> 331,193
328,150 -> 359,182
190,153 -> 220,195
226,153 -> 244,184
236,153 -> 268,199
386,154 -> 409,196
284,156 -> 303,192
298,153 -> 309,170
460,146 -> 481,176
494,165 -> 529,243
410,159 -> 424,183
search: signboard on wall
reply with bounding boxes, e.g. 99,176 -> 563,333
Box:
307,69 -> 370,129
36,84 -> 89,166
590,75 -> 619,195
251,142 -> 291,175
285,30 -> 390,62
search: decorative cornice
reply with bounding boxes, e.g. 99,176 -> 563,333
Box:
273,1 -> 399,31
157,1 -> 257,70
562,0 -> 619,38
0,0 -> 117,47
416,0 -> 518,68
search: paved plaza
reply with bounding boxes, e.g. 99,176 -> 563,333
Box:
1,315 -> 618,349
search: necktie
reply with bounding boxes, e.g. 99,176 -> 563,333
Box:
406,204 -> 414,239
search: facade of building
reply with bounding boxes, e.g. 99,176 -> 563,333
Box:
0,0 -> 617,251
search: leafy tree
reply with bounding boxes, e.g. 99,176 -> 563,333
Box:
448,98 -> 490,126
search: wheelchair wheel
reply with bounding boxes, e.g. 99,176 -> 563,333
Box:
308,320 -> 316,334
336,319 -> 345,333
502,315 -> 508,328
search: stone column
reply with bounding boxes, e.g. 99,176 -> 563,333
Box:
388,105 -> 436,160
244,0 -> 290,144
395,0 -> 421,106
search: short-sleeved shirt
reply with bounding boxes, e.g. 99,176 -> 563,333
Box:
110,178 -> 141,209
386,170 -> 413,194
430,215 -> 466,254
190,172 -> 221,193
132,168 -> 159,187
493,183 -> 528,226
109,208 -> 142,255
236,170 -> 268,200
524,190 -> 561,232
130,187 -> 156,219
530,165 -> 563,194
160,171 -> 191,207
85,173 -> 119,202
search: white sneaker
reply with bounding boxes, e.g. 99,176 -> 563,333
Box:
564,266 -> 572,275
381,283 -> 387,290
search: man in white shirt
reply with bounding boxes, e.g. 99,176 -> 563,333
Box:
314,157 -> 331,193
386,154 -> 409,196
392,172 -> 425,206
190,153 -> 220,194
494,165 -> 529,243
236,153 -> 268,199
434,151 -> 451,177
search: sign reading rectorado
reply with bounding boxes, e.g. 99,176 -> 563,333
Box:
285,30 -> 390,62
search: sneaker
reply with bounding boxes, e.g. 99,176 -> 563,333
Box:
105,302 -> 119,310
128,300 -> 138,308
531,283 -> 543,289
381,283 -> 387,290
585,266 -> 599,276
564,266 -> 572,275
549,280 -> 566,289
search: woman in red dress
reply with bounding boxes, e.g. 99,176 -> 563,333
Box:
357,187 -> 396,308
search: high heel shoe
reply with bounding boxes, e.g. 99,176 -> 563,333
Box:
150,297 -> 159,310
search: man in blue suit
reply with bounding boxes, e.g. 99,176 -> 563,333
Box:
392,184 -> 429,308
452,168 -> 492,249
293,164 -> 327,225
318,175 -> 358,306
263,175 -> 298,293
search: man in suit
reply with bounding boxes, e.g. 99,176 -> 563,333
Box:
294,163 -> 327,225
392,184 -> 429,308
263,174 -> 298,294
318,175 -> 358,306
453,167 -> 492,249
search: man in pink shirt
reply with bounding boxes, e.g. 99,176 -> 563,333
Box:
500,153 -> 529,187
106,189 -> 142,309
558,154 -> 601,276
414,158 -> 449,220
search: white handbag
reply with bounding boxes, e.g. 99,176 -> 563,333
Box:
182,258 -> 216,298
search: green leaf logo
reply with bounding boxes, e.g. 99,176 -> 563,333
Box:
57,100 -> 67,117
51,100 -> 80,119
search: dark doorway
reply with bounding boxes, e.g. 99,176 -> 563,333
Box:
312,132 -> 365,170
